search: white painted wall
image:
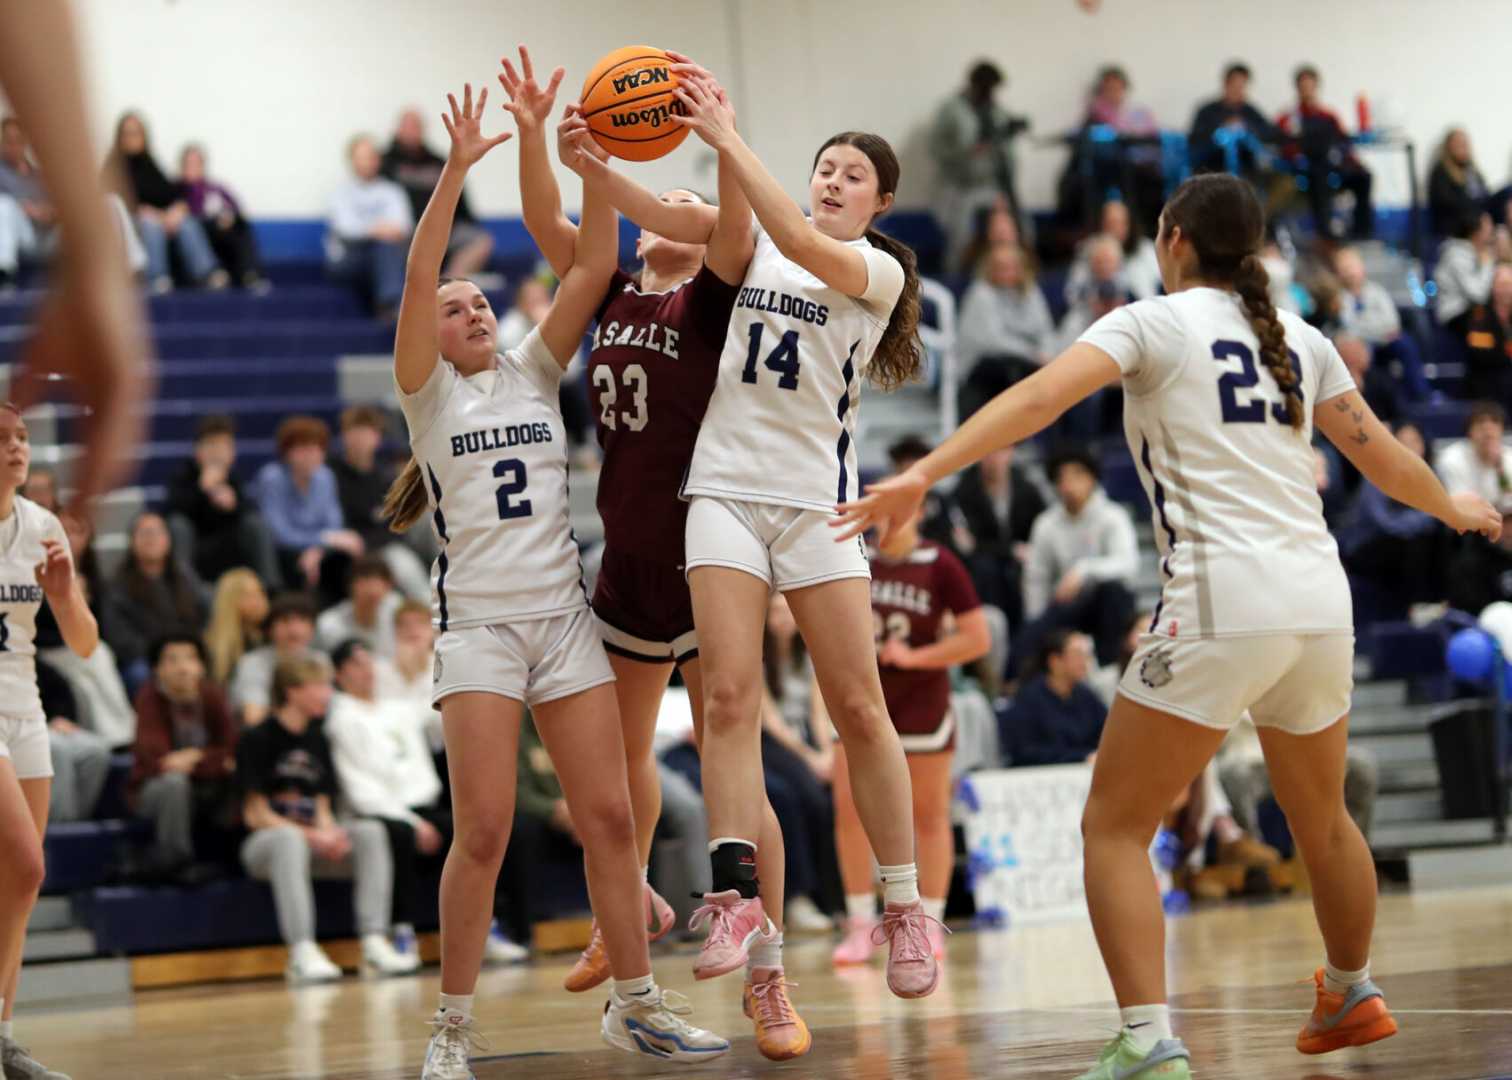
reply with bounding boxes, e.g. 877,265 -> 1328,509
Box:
54,0 -> 1512,218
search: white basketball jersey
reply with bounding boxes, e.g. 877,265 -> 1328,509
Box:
0,496 -> 67,722
683,224 -> 905,512
398,328 -> 587,631
1080,288 -> 1358,638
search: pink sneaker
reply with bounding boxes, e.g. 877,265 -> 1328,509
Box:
831,916 -> 879,966
872,901 -> 943,998
645,883 -> 676,943
689,890 -> 772,981
926,919 -> 948,961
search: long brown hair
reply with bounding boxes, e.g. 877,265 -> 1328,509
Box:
1161,173 -> 1302,430
812,132 -> 922,391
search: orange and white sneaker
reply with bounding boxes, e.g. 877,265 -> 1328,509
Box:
689,890 -> 772,980
645,883 -> 676,943
831,916 -> 878,966
742,966 -> 812,1060
873,900 -> 942,998
1296,969 -> 1399,1054
564,923 -> 610,993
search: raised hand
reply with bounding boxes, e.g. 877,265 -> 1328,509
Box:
667,71 -> 737,149
557,104 -> 609,175
440,83 -> 512,168
830,467 -> 929,545
499,44 -> 565,134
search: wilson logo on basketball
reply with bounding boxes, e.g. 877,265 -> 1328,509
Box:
609,101 -> 687,130
610,66 -> 669,95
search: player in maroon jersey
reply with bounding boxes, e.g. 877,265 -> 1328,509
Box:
500,49 -> 811,1059
830,469 -> 990,968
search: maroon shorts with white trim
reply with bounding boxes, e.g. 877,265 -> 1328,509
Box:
592,546 -> 698,665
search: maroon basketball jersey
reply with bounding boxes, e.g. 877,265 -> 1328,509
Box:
589,266 -> 741,561
869,541 -> 982,733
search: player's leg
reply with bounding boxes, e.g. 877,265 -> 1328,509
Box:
0,765 -> 45,1026
830,743 -> 879,965
1074,694 -> 1223,1079
907,750 -> 954,957
0,769 -> 59,1080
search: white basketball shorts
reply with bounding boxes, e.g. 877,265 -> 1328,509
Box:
431,607 -> 615,709
684,496 -> 869,592
0,714 -> 54,780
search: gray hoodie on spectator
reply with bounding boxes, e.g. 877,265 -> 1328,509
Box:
957,279 -> 1055,369
1338,281 -> 1400,345
1023,488 -> 1139,619
1434,238 -> 1494,325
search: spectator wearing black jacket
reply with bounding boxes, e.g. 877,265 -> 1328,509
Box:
166,414 -> 282,587
1427,128 -> 1492,239
1000,630 -> 1106,766
1189,63 -> 1281,180
951,446 -> 1046,631
381,108 -> 493,277
102,511 -> 209,694
1276,65 -> 1373,239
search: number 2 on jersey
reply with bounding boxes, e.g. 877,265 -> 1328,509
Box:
591,364 -> 650,432
742,323 -> 801,390
493,458 -> 531,520
1210,340 -> 1304,425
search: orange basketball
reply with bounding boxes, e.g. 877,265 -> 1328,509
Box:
580,45 -> 690,162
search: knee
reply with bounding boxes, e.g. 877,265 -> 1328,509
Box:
453,821 -> 510,868
4,838 -> 45,898
828,691 -> 891,745
574,796 -> 637,853
1080,792 -> 1151,847
701,678 -> 757,736
266,825 -> 311,867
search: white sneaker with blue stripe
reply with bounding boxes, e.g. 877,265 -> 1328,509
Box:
602,988 -> 730,1062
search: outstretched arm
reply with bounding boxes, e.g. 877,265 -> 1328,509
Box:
573,151 -> 719,244
499,46 -> 575,278
535,117 -> 620,368
670,70 -> 867,297
833,344 -> 1122,543
1314,390 -> 1501,539
393,84 -> 511,394
686,61 -> 755,285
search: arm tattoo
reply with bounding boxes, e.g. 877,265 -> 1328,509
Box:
1333,397 -> 1352,412
1350,428 -> 1369,446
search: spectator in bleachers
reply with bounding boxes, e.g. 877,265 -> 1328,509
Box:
237,653 -> 412,981
316,555 -> 401,659
885,435 -> 959,555
1054,235 -> 1128,440
951,445 -> 1047,633
375,598 -> 437,718
927,60 -> 1028,271
1333,334 -> 1402,426
1339,422 -> 1447,613
1067,199 -> 1161,303
106,111 -> 226,293
1075,65 -> 1164,235
956,244 -> 1055,418
1276,65 -> 1373,239
1437,401 -> 1512,510
1021,448 -> 1138,665
1434,211 -> 1497,337
761,592 -> 841,929
255,415 -> 365,607
326,133 -> 412,320
229,593 -> 319,727
1085,65 -> 1157,137
1331,246 -> 1429,400
1219,713 -> 1378,841
204,568 -> 268,687
1188,62 -> 1281,181
167,414 -> 283,588
102,511 -> 209,694
38,659 -> 110,823
177,143 -> 265,290
956,197 -> 1021,280
497,274 -> 552,352
0,116 -> 55,282
1428,128 -> 1492,239
1464,263 -> 1512,404
128,634 -> 238,881
381,107 -> 494,278
329,405 -> 431,599
496,275 -> 594,458
999,629 -> 1105,765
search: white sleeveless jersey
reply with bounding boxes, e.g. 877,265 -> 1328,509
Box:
398,328 -> 587,631
1080,288 -> 1358,638
683,224 -> 906,512
0,496 -> 68,721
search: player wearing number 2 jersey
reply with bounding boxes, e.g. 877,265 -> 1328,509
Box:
383,80 -> 725,1080
504,47 -> 812,1060
600,63 -> 944,1008
835,173 -> 1502,1080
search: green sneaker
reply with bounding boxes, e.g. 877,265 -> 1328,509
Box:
1073,1033 -> 1191,1079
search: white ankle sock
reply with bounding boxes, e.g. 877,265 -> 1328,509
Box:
612,974 -> 657,1003
1120,1004 -> 1172,1053
0,1018 -> 11,1040
437,993 -> 474,1024
921,897 -> 946,922
748,930 -> 783,971
878,863 -> 920,906
641,864 -> 650,884
1324,960 -> 1370,995
845,893 -> 876,921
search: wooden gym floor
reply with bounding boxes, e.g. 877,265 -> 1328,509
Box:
17,885 -> 1512,1079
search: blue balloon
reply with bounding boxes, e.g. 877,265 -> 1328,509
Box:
1447,628 -> 1497,684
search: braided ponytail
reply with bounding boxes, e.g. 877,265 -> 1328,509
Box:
382,457 -> 430,533
1234,254 -> 1302,430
